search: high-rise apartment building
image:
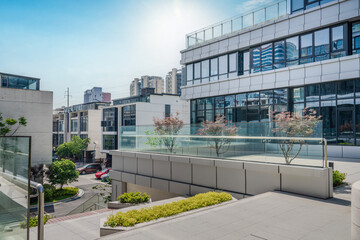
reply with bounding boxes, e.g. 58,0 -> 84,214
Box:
0,72 -> 53,165
84,87 -> 111,103
166,68 -> 182,95
180,0 -> 360,159
130,75 -> 164,96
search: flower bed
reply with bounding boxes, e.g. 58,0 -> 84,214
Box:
104,192 -> 232,227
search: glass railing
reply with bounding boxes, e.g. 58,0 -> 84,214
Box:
186,0 -> 288,48
0,137 -> 31,240
118,121 -> 326,168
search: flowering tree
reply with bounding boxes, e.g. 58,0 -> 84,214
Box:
272,107 -> 321,164
153,113 -> 184,153
197,115 -> 237,157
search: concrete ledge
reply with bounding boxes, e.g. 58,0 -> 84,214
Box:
109,150 -> 122,156
151,154 -> 169,162
244,162 -> 279,173
215,160 -> 244,169
169,155 -> 190,164
151,178 -> 169,192
109,170 -> 122,181
279,165 -> 327,177
136,152 -> 151,159
121,151 -> 136,158
190,157 -> 215,166
122,173 -> 136,184
135,175 -> 151,188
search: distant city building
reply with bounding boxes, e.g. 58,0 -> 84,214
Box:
0,72 -> 53,165
166,68 -> 182,95
52,102 -> 110,161
130,76 -> 164,96
84,87 -> 111,103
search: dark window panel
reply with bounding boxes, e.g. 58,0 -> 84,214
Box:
321,82 -> 336,100
337,80 -> 354,99
305,84 -> 320,102
321,100 -> 337,144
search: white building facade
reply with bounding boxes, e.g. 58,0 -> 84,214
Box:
180,0 -> 360,159
0,72 -> 53,165
166,68 -> 182,95
130,76 -> 164,96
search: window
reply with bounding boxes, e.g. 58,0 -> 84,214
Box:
1,74 -> 40,90
332,25 -> 344,51
80,114 -> 88,132
102,108 -> 118,132
293,87 -> 304,103
305,84 -> 320,102
103,135 -> 117,150
261,43 -> 273,71
291,0 -> 304,13
274,41 -> 285,69
165,104 -> 171,118
201,60 -> 210,83
243,51 -> 250,74
218,55 -> 228,80
186,64 -> 193,85
286,36 -> 299,65
352,22 -> 360,54
314,28 -> 330,61
251,47 -> 261,73
210,58 -> 218,81
321,82 -> 336,100
194,62 -> 201,85
71,119 -> 78,132
300,33 -> 313,64
229,53 -> 237,77
122,105 -> 136,126
337,80 -> 354,99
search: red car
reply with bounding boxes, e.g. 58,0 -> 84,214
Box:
95,168 -> 111,179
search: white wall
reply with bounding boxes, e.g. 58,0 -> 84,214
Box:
0,88 -> 53,165
87,109 -> 105,159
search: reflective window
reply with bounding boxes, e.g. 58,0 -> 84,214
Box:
321,82 -> 336,100
286,36 -> 299,62
321,100 -> 336,143
274,89 -> 288,104
215,96 -> 225,109
332,25 -> 344,51
201,59 -> 209,83
356,79 -> 360,98
260,90 -> 273,104
186,64 -> 193,83
243,51 -> 250,73
314,28 -> 329,61
274,41 -> 285,64
225,95 -> 235,108
338,80 -> 354,99
301,34 -> 313,57
261,43 -> 273,71
293,87 -> 304,103
194,62 -> 201,80
251,47 -> 260,72
294,103 -> 304,115
236,93 -> 247,107
219,55 -> 228,79
210,58 -> 218,81
247,92 -> 259,105
353,22 -> 360,54
1,74 -> 40,90
229,53 -> 237,73
305,84 -> 320,102
291,0 -> 304,13
356,98 -> 360,145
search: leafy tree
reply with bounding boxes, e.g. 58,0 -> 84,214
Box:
144,130 -> 161,148
153,113 -> 184,153
197,115 -> 237,157
272,107 -> 321,164
47,159 -> 79,189
56,135 -> 90,160
0,113 -> 27,136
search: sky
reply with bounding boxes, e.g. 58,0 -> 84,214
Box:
0,0 -> 272,108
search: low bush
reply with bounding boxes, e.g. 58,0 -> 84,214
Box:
43,184 -> 56,202
117,192 -> 150,204
333,170 -> 346,187
105,192 -> 232,227
21,214 -> 52,228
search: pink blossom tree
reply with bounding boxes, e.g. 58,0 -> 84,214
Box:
153,112 -> 184,153
272,107 -> 321,164
197,115 -> 237,157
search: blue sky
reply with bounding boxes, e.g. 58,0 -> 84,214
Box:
0,0 -> 271,108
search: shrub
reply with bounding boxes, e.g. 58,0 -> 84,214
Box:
52,187 -> 78,198
117,192 -> 150,204
333,170 -> 346,187
105,192 -> 232,227
47,159 -> 79,189
21,214 -> 52,228
43,184 -> 56,202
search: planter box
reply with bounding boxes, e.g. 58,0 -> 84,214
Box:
107,200 -> 151,210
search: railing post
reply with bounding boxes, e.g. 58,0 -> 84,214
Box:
36,183 -> 44,240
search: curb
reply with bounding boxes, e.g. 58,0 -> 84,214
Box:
30,188 -> 85,210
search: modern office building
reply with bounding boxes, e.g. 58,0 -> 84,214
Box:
130,75 -> 164,96
180,0 -> 360,159
166,68 -> 182,95
100,91 -> 190,160
84,87 -> 111,103
0,72 -> 53,165
53,102 -> 110,161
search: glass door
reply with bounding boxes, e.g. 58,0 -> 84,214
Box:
338,109 -> 355,145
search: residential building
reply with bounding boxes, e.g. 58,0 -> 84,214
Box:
130,75 -> 164,96
180,0 -> 360,159
166,68 -> 182,95
100,91 -> 190,161
53,102 -> 110,161
84,87 -> 111,103
0,72 -> 53,165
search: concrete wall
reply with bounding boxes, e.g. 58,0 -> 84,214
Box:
0,88 -> 53,165
87,110 -> 105,159
109,150 -> 333,200
352,181 -> 360,240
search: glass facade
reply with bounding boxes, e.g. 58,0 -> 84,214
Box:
102,108 -> 118,132
71,119 -> 78,132
1,73 -> 40,90
103,135 -> 117,150
184,23 -> 351,84
353,22 -> 360,54
122,105 -> 136,126
80,113 -> 88,132
191,79 -> 360,145
291,0 -> 334,13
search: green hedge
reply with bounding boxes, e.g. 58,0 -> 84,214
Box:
105,192 -> 232,227
21,214 -> 52,228
117,192 -> 150,204
333,170 -> 346,187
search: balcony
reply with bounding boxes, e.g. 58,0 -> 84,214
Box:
186,0 -> 288,49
